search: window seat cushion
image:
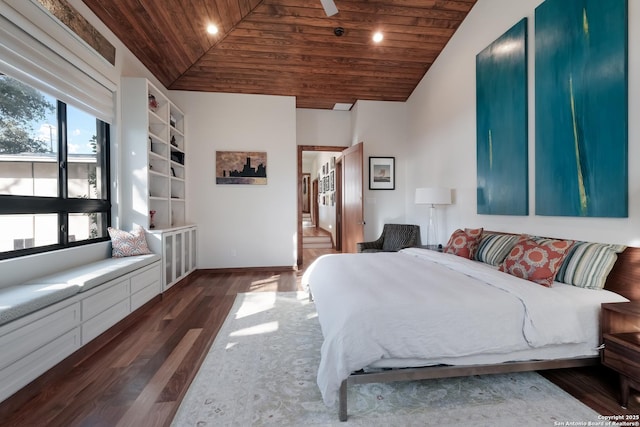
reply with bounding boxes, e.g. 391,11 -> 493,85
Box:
0,283 -> 80,326
23,254 -> 160,292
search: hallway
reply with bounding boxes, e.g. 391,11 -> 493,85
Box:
302,212 -> 333,249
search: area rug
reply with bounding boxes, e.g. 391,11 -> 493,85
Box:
171,292 -> 603,426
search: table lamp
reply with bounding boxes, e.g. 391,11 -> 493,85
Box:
415,187 -> 452,247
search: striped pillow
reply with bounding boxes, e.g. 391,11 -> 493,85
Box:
555,242 -> 626,289
474,233 -> 519,266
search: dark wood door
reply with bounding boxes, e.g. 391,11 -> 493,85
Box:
341,142 -> 364,253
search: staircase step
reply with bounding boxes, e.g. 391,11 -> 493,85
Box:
304,236 -> 331,243
303,242 -> 334,249
303,235 -> 333,249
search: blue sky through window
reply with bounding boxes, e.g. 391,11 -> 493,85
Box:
34,93 -> 97,155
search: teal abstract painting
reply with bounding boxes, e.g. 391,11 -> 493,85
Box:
476,19 -> 528,215
535,0 -> 628,217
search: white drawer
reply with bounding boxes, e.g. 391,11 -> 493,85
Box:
131,263 -> 161,294
81,299 -> 130,345
82,278 -> 129,321
0,302 -> 80,370
0,327 -> 80,403
131,280 -> 161,312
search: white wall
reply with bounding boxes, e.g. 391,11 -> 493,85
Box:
171,91 -> 298,269
351,100 -> 410,241
296,109 -> 351,146
405,0 -> 640,247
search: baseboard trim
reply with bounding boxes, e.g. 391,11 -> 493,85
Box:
162,271 -> 197,298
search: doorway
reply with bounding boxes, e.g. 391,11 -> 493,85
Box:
297,145 -> 349,267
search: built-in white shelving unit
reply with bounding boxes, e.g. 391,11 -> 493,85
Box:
121,77 -> 196,290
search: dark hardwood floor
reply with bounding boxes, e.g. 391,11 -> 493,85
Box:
0,247 -> 638,426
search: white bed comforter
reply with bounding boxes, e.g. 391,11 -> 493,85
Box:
302,248 -> 628,405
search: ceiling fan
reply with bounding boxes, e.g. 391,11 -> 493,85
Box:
320,0 -> 338,16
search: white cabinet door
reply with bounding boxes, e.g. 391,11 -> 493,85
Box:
156,226 -> 197,291
184,230 -> 191,278
189,227 -> 197,270
175,231 -> 184,281
163,232 -> 174,290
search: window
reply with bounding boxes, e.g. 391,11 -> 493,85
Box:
0,74 -> 111,259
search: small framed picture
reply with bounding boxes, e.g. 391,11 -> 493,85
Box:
369,156 -> 395,190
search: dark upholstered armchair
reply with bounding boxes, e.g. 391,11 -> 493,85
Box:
357,224 -> 421,253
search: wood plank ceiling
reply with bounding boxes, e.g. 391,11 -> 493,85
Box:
82,0 -> 477,109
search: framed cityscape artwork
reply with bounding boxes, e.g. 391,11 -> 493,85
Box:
216,151 -> 267,185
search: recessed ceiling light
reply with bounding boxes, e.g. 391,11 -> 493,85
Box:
372,32 -> 383,43
207,24 -> 219,35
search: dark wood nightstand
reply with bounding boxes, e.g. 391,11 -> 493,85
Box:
601,301 -> 640,407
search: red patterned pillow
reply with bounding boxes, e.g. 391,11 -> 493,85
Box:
108,225 -> 152,258
444,228 -> 484,259
498,235 -> 575,287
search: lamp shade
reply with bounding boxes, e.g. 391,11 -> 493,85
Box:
415,187 -> 451,205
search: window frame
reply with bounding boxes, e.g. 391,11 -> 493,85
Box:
0,99 -> 112,260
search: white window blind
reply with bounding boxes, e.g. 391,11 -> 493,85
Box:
0,10 -> 115,124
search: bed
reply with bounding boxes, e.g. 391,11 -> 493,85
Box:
302,234 -> 640,421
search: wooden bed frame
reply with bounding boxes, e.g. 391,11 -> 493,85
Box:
336,245 -> 640,421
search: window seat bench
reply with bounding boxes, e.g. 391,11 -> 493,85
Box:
0,254 -> 162,403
